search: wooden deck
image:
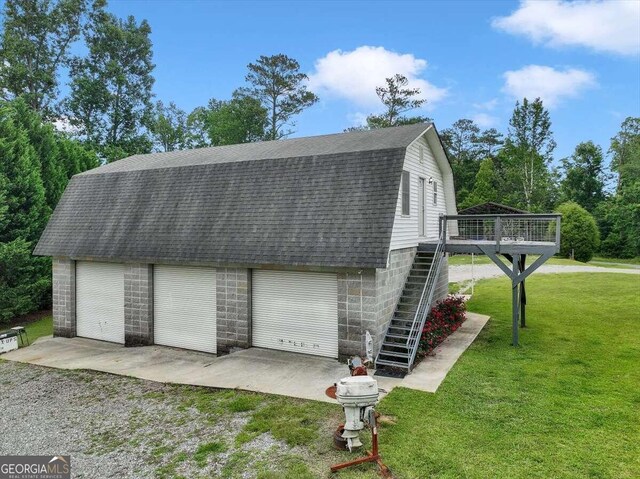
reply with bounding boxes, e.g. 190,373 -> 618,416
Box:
424,213 -> 562,346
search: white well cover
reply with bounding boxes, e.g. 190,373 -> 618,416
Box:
154,265 -> 217,354
76,261 -> 125,343
252,270 -> 338,358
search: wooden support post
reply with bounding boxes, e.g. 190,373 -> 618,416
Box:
520,255 -> 526,328
512,254 -> 520,346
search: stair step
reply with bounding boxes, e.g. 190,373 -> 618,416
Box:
386,333 -> 410,340
375,359 -> 410,369
382,341 -> 409,349
390,325 -> 414,332
392,318 -> 414,324
397,300 -> 419,306
409,273 -> 430,278
395,304 -> 418,314
378,351 -> 410,359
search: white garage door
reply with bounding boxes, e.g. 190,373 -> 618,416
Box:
252,270 -> 338,358
154,265 -> 217,354
76,261 -> 125,343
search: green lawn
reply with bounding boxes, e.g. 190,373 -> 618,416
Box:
449,253 -> 639,269
591,256 -> 640,266
448,254 -> 591,267
8,274 -> 640,478
372,273 -> 640,479
22,315 -> 53,345
1,315 -> 52,347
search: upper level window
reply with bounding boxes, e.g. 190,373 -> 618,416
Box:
419,146 -> 424,164
433,181 -> 438,206
402,171 -> 410,215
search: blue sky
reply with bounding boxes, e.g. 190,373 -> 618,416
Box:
65,1 -> 640,160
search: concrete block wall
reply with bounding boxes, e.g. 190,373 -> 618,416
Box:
124,264 -> 153,346
337,271 -> 377,359
52,258 -> 76,337
216,268 -> 251,355
374,247 -> 416,353
433,256 -> 449,303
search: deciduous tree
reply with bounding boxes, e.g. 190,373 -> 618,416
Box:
206,94 -> 267,146
609,117 -> 640,193
560,141 -> 607,212
149,101 -> 188,152
556,202 -> 600,262
0,0 -> 96,116
66,10 -> 154,162
501,98 -> 556,211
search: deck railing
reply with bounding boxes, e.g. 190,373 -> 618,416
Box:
439,214 -> 561,248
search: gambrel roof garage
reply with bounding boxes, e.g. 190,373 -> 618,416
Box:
36,123 -> 456,362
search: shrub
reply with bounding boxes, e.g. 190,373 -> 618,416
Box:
419,295 -> 467,356
556,201 -> 600,262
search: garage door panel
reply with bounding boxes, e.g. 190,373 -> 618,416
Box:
76,262 -> 125,344
252,271 -> 338,358
154,265 -> 216,354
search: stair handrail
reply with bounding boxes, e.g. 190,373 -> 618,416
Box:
405,230 -> 446,370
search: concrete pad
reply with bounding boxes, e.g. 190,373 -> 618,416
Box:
3,313 -> 489,402
398,312 -> 490,392
3,337 -> 350,403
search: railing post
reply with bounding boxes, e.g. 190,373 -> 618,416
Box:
555,215 -> 561,248
495,216 -> 502,252
442,215 -> 447,241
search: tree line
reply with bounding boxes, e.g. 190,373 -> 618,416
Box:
0,0 -> 638,322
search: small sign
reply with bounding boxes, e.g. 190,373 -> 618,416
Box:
0,332 -> 18,354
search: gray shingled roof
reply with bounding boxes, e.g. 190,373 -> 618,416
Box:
35,123 -> 431,268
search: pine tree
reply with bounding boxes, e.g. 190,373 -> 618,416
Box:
239,54 -> 318,140
0,103 -> 50,243
57,136 -> 100,177
366,74 -> 430,128
7,98 -> 67,208
459,158 -> 498,209
0,103 -> 51,322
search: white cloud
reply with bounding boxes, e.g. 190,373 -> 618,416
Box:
472,98 -> 498,111
471,112 -> 499,128
492,0 -> 640,56
308,46 -> 448,109
53,116 -> 80,134
346,111 -> 369,127
502,65 -> 597,108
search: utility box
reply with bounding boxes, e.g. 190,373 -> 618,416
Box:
0,330 -> 18,354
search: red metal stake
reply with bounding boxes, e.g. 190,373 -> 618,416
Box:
330,418 -> 392,478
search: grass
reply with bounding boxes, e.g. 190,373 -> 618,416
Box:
448,253 -> 591,267
374,273 -> 640,479
193,441 -> 226,467
19,315 -> 52,346
8,274 -> 639,477
237,397 -> 336,447
591,256 -> 640,266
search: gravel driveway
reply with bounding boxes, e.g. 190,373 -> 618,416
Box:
449,263 -> 640,283
0,360 -> 340,478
